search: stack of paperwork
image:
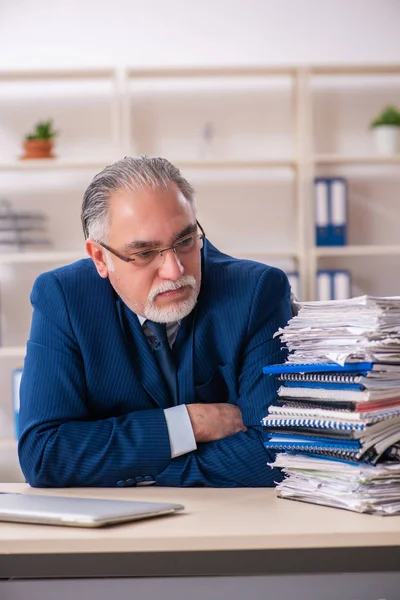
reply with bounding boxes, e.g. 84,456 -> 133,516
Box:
262,296 -> 400,515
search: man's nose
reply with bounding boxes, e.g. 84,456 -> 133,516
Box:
157,248 -> 184,280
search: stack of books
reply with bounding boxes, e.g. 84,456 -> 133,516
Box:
262,295 -> 400,515
0,199 -> 50,251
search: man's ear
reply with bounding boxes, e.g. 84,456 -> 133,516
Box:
85,239 -> 109,278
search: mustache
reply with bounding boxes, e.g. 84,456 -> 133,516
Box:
148,275 -> 197,303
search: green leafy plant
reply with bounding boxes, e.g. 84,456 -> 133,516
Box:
25,119 -> 58,141
370,105 -> 400,128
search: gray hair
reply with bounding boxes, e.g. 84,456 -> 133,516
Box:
81,155 -> 196,241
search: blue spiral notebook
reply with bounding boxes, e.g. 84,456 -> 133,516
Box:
264,435 -> 367,461
263,362 -> 373,375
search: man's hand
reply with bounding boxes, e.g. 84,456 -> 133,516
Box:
186,403 -> 247,443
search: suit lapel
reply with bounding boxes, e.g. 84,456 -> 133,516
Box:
115,297 -> 172,409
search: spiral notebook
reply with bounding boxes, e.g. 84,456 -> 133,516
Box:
278,386 -> 400,402
262,414 -> 400,440
277,396 -> 400,412
264,421 -> 400,462
279,372 -> 400,390
266,403 -> 400,421
264,435 -> 367,461
263,362 -> 374,375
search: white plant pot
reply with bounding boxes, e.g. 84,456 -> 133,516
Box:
372,125 -> 400,156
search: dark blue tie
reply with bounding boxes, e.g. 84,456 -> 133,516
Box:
145,320 -> 178,406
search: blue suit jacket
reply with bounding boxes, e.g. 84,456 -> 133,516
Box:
19,240 -> 291,488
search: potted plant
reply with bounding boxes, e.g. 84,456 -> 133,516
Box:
370,105 -> 400,156
21,119 -> 58,160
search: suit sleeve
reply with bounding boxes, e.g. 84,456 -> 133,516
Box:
18,272 -> 173,487
155,267 -> 292,487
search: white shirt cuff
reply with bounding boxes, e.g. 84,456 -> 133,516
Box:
164,405 -> 197,458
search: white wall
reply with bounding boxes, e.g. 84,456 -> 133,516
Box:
0,0 -> 399,69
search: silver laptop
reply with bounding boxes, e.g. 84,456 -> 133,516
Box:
0,493 -> 184,528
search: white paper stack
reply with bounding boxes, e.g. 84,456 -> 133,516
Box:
269,453 -> 400,515
276,295 -> 400,366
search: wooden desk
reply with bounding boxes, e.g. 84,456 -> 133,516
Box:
0,483 -> 399,583
1,483 -> 399,599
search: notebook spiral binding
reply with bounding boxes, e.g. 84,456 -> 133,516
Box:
262,414 -> 397,429
264,441 -> 367,460
278,400 -> 351,412
279,373 -> 361,383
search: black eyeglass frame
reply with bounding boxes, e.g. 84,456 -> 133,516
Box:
97,220 -> 206,264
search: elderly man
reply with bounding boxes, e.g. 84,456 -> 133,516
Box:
19,156 -> 291,488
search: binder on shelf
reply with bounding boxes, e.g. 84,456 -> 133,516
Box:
316,270 -> 332,301
333,269 -> 351,300
330,178 -> 347,246
286,271 -> 300,301
12,368 -> 23,440
316,269 -> 351,301
314,177 -> 348,246
314,178 -> 329,246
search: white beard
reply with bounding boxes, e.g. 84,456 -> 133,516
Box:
143,274 -> 200,323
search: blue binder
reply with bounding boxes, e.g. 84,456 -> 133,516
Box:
12,368 -> 23,440
286,271 -> 300,301
316,269 -> 351,300
314,178 -> 330,246
330,177 -> 347,246
314,177 -> 348,246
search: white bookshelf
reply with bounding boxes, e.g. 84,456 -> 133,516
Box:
0,64 -> 398,298
0,65 -> 398,297
0,63 -> 399,473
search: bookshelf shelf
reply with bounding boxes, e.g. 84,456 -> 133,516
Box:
0,251 -> 85,264
176,159 -> 297,170
127,66 -> 297,78
314,154 -> 400,165
0,159 -> 114,171
234,250 -> 300,260
0,68 -> 116,81
313,245 -> 400,258
311,64 -> 400,76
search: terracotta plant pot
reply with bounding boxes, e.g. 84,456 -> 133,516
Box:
21,139 -> 55,160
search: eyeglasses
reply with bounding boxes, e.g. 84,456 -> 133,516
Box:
98,220 -> 205,268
